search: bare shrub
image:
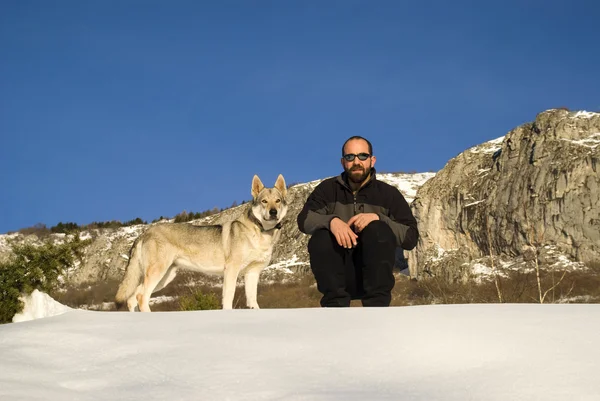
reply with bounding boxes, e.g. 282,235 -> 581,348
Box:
52,278 -> 121,308
18,223 -> 52,238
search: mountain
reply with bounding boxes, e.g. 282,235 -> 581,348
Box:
1,109 -> 598,301
410,108 -> 599,281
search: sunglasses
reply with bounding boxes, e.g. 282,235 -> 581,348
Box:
343,153 -> 371,162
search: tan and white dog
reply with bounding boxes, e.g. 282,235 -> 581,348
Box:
115,174 -> 288,312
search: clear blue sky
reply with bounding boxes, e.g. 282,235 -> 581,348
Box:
1,0 -> 599,233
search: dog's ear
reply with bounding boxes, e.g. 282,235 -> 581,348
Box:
274,174 -> 287,198
251,175 -> 265,199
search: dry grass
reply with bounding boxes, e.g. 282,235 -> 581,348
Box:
256,276 -> 322,308
51,278 -> 122,308
395,266 -> 600,305
52,262 -> 600,311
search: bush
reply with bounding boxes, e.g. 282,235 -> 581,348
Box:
18,223 -> 51,238
173,208 -> 222,223
178,290 -> 221,311
51,222 -> 80,234
123,217 -> 146,226
79,217 -> 147,231
0,235 -> 90,323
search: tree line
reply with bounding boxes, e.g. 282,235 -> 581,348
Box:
14,200 -> 248,236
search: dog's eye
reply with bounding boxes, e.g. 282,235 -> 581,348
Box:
275,199 -> 281,203
261,200 -> 267,204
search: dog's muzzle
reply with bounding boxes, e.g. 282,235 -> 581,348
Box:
269,209 -> 278,219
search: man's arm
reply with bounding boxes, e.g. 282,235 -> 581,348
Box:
297,182 -> 340,235
376,188 -> 419,250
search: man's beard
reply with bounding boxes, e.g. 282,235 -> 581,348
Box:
346,165 -> 371,184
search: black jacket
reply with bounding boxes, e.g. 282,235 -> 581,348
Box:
297,170 -> 419,250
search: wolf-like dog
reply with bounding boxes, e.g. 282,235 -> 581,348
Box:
115,174 -> 288,312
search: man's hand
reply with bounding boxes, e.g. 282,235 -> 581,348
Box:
329,218 -> 358,248
347,213 -> 379,233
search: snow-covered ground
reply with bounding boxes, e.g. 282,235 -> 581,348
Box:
572,110 -> 599,119
464,135 -> 505,157
378,172 -> 435,203
1,294 -> 599,400
561,132 -> 600,149
11,290 -> 72,322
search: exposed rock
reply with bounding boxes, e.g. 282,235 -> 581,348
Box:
409,109 -> 600,280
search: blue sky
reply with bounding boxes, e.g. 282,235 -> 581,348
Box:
1,0 -> 599,233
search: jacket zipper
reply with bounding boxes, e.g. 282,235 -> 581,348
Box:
341,172 -> 373,216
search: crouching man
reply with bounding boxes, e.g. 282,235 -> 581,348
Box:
297,136 -> 419,307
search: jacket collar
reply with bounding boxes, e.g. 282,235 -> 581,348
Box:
337,168 -> 377,192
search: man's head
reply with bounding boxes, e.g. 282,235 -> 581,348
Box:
341,136 -> 376,185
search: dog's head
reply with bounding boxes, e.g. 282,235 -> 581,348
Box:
250,174 -> 288,230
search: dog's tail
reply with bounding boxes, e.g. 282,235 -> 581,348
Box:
115,236 -> 145,310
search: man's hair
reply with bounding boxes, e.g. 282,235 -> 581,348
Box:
342,136 -> 373,156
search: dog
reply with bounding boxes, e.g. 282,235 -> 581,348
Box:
115,174 -> 288,312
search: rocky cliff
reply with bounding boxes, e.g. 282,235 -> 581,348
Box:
409,109 -> 599,280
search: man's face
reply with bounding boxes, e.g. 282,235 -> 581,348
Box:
341,139 -> 376,184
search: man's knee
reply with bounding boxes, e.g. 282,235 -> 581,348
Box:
360,220 -> 395,245
308,229 -> 337,255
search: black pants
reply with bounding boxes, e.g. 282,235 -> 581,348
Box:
308,220 -> 396,307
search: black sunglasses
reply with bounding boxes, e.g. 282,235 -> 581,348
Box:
343,153 -> 371,162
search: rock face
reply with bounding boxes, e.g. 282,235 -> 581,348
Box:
409,109 -> 600,280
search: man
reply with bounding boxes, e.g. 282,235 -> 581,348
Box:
297,136 -> 418,307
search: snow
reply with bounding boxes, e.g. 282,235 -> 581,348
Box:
467,136 -> 505,154
486,136 -> 505,145
558,295 -> 597,304
265,254 -> 308,273
572,111 -> 599,118
560,133 -> 600,149
471,262 -> 507,283
548,253 -> 587,271
464,200 -> 485,208
12,290 -> 72,323
430,244 -> 448,262
467,244 -> 588,282
377,172 -> 435,203
2,294 -> 599,400
0,232 -> 25,254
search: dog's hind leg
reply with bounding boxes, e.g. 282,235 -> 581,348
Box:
127,284 -> 142,312
244,266 -> 264,309
138,263 -> 168,312
153,266 -> 178,293
222,265 -> 241,310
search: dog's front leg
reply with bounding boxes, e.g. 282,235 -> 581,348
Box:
222,265 -> 240,310
244,266 -> 263,309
